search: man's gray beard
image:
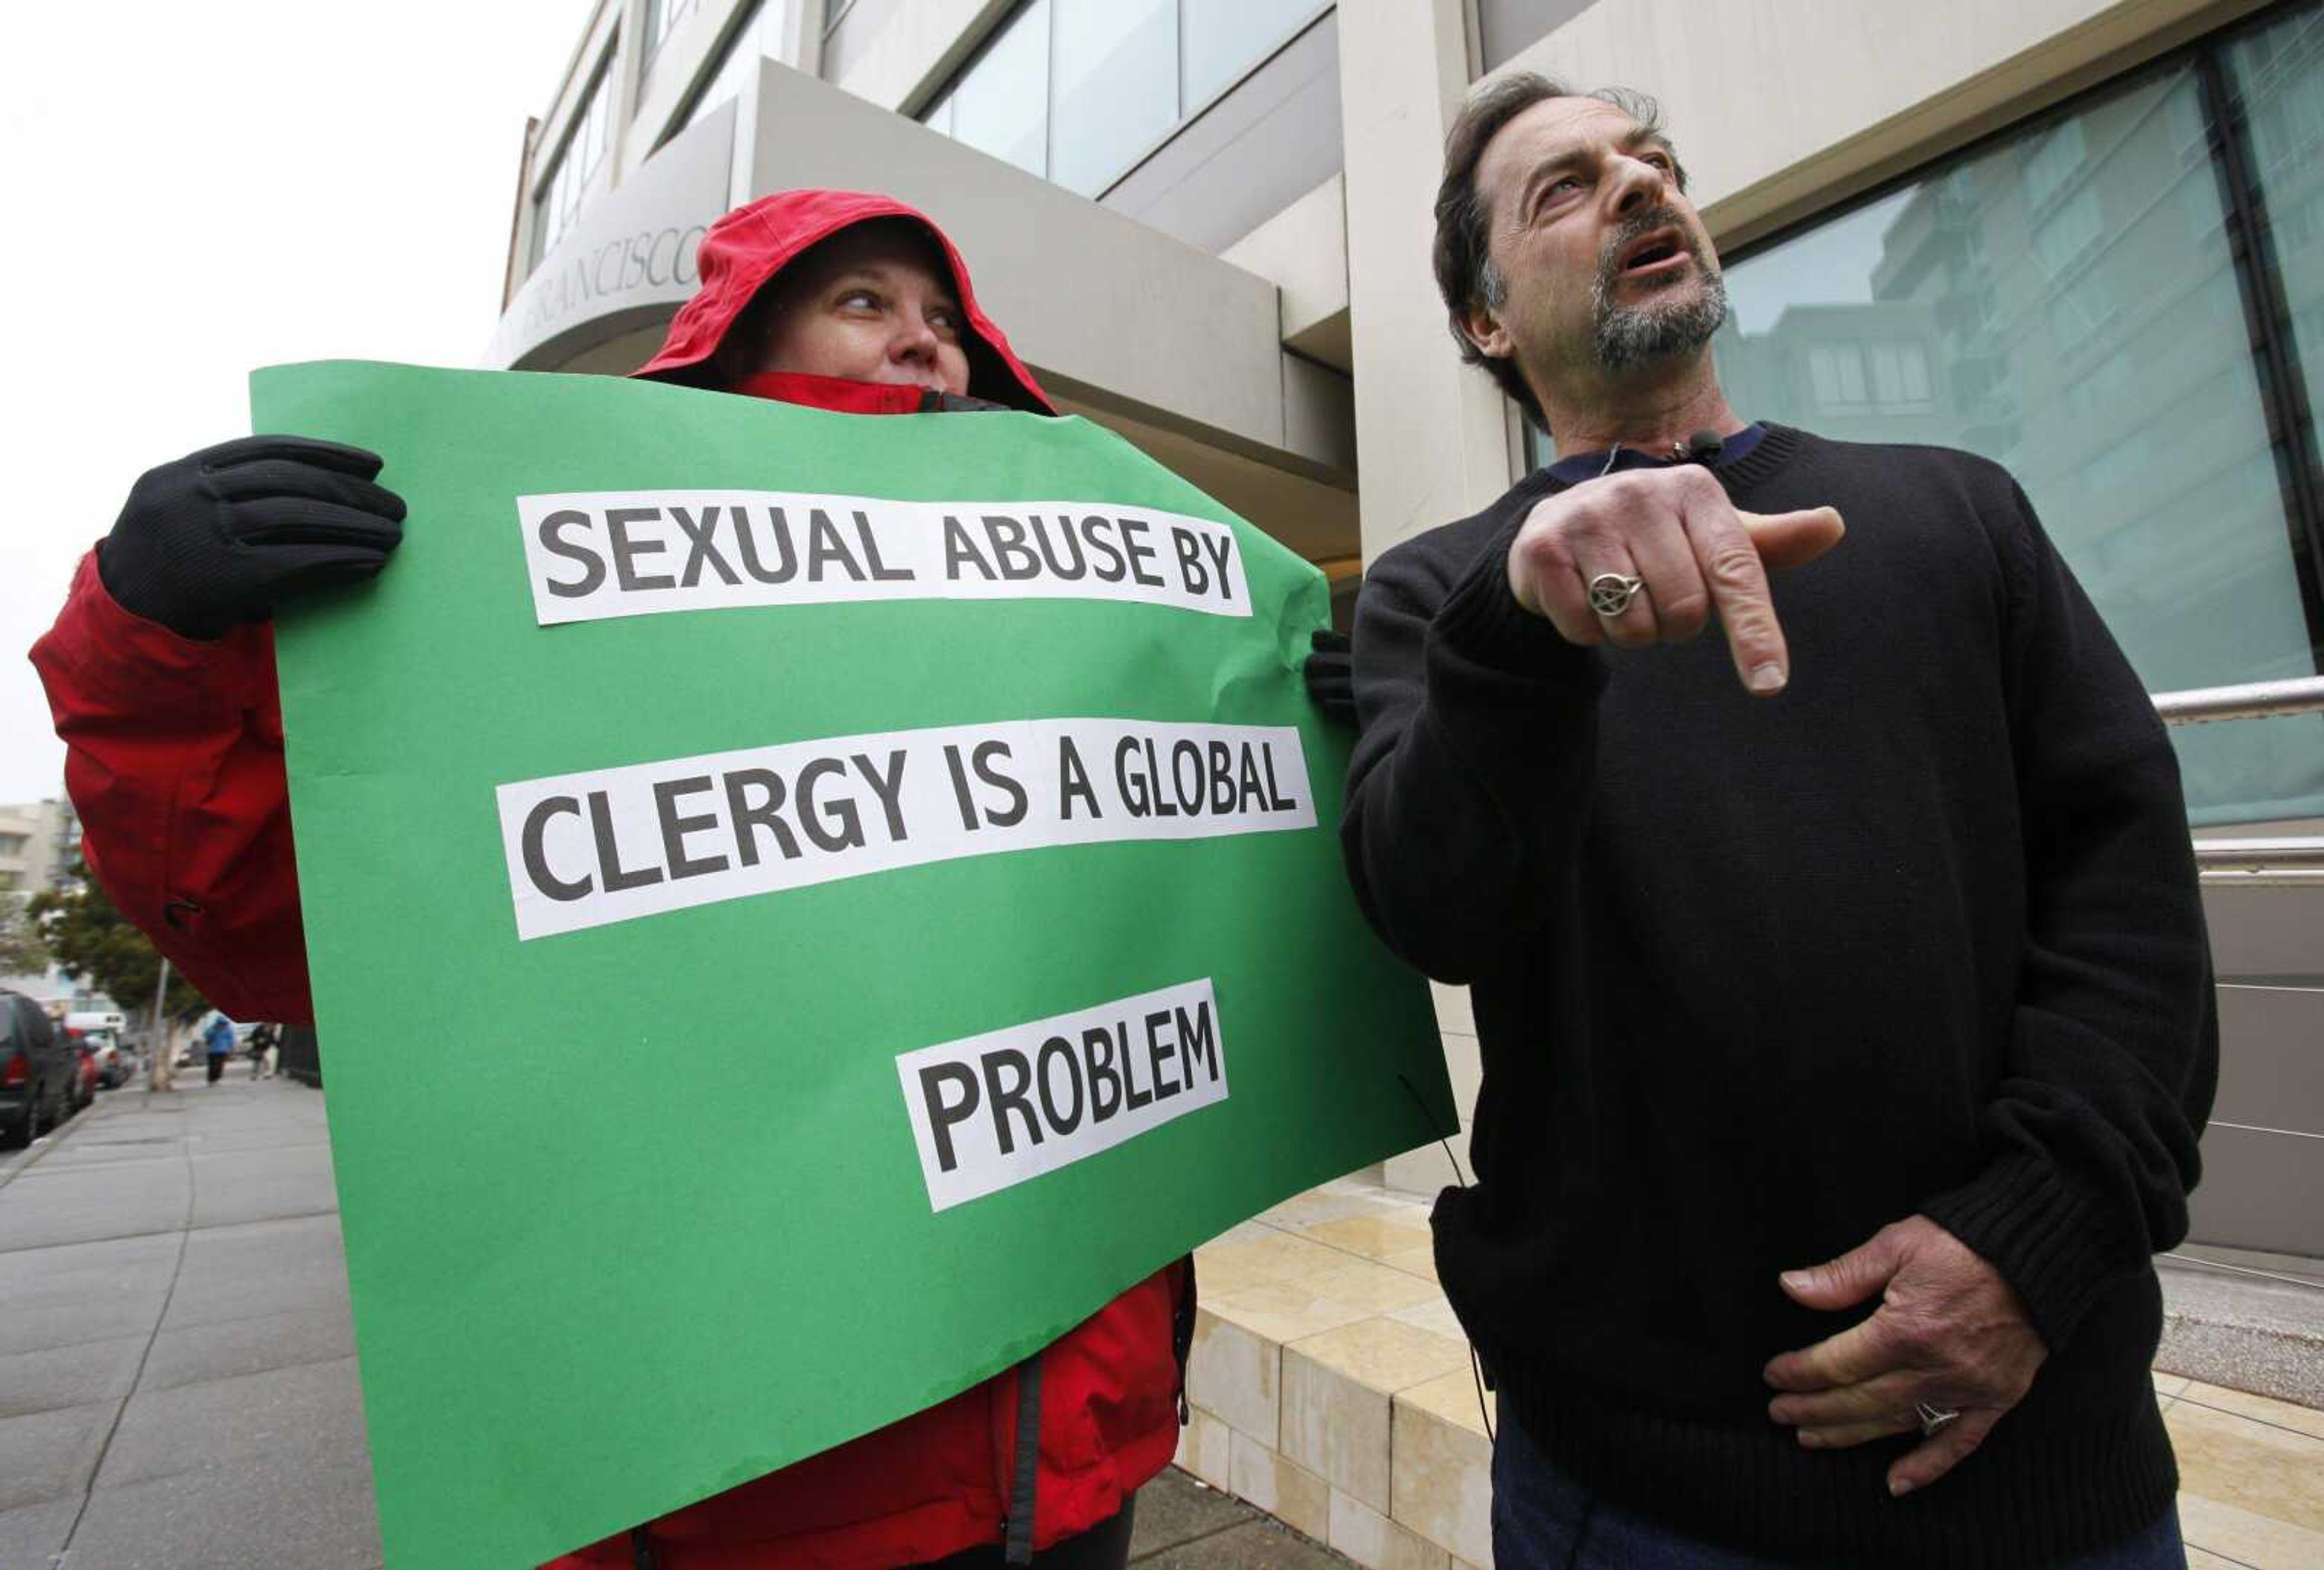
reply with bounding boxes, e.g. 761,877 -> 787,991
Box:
1591,263 -> 1730,372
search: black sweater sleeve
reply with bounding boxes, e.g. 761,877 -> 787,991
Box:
1339,508 -> 1608,982
1920,485 -> 2218,1350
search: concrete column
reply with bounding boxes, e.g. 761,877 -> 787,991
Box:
1336,1 -> 1508,1187
1336,0 -> 1515,563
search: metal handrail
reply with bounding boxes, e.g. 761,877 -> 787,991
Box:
2148,678 -> 2324,881
2153,675 -> 2324,725
2193,836 -> 2324,882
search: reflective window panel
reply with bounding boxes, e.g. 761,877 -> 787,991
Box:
951,0 -> 1051,178
677,0 -> 797,140
1712,54 -> 2324,824
1181,0 -> 1317,111
1051,0 -> 1178,195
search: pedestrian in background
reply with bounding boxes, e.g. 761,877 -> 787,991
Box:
248,1021 -> 278,1079
202,1015 -> 235,1086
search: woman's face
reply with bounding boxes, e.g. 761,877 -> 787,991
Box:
749,221 -> 973,396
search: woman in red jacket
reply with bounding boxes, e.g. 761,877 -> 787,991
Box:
31,189 -> 1190,1570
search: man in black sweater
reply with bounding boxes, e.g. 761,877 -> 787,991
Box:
1340,73 -> 2216,1568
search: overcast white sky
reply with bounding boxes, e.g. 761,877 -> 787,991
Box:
0,0 -> 589,802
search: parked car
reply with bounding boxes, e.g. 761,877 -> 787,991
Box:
65,1009 -> 128,1041
69,1041 -> 97,1113
66,1026 -> 131,1089
2,990 -> 77,1148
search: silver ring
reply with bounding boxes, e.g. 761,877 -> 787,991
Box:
1587,572 -> 1646,618
1915,1402 -> 1960,1439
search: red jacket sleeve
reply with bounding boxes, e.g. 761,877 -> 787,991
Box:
28,549 -> 315,1023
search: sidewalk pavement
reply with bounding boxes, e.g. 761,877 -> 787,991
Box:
0,1076 -> 373,1569
0,1077 -> 1349,1570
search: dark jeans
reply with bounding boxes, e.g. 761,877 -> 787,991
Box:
205,1054 -> 226,1084
1492,1408 -> 2187,1569
916,1500 -> 1135,1570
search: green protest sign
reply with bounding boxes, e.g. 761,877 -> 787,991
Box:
255,361 -> 1452,1569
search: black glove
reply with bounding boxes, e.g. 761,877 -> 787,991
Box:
1304,628 -> 1355,726
98,435 -> 407,640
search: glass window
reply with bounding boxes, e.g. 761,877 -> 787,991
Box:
647,0 -> 694,56
950,0 -> 1051,177
1181,0 -> 1315,110
1713,57 -> 2324,823
675,0 -> 796,139
531,42 -> 617,268
920,0 -> 1317,198
2230,7 -> 2324,473
2020,118 -> 2087,210
644,0 -> 697,86
2218,2 -> 2324,819
1051,0 -> 1177,195
2030,186 -> 2104,275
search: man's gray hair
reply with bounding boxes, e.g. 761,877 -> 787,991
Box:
1432,73 -> 1671,426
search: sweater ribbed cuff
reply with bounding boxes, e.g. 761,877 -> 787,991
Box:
1431,514 -> 1604,684
1921,1153 -> 2133,1350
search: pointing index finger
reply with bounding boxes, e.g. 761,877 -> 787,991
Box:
1676,484 -> 1790,695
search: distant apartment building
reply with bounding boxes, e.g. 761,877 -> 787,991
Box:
0,798 -> 74,897
494,0 -> 2324,1255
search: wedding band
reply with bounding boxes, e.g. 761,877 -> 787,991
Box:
1587,572 -> 1646,618
1915,1402 -> 1960,1438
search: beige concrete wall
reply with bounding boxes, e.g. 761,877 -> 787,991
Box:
1338,0 -> 1516,560
1220,174 -> 1352,372
1497,0 -> 2272,246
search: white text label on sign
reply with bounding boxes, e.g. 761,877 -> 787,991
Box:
495,719 -> 1315,940
514,491 -> 1251,623
896,979 -> 1228,1211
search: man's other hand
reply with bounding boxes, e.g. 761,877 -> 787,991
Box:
99,435 -> 407,640
1505,465 -> 1842,696
1305,629 -> 1354,726
1762,1215 -> 2047,1497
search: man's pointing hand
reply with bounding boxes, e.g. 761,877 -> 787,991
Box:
1506,464 -> 1844,695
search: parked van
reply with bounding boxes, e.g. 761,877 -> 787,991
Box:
4,990 -> 77,1146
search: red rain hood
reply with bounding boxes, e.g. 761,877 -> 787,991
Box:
632,189 -> 1054,414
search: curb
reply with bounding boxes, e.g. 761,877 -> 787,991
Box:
0,1080 -> 165,1194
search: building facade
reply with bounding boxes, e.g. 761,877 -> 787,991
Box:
495,0 -> 2324,1254
0,798 -> 76,898
0,798 -> 79,1006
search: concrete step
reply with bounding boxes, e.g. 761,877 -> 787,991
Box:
1179,1179 -> 1491,1570
2158,1246 -> 2324,1409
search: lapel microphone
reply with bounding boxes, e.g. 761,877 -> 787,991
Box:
1673,429 -> 1724,465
